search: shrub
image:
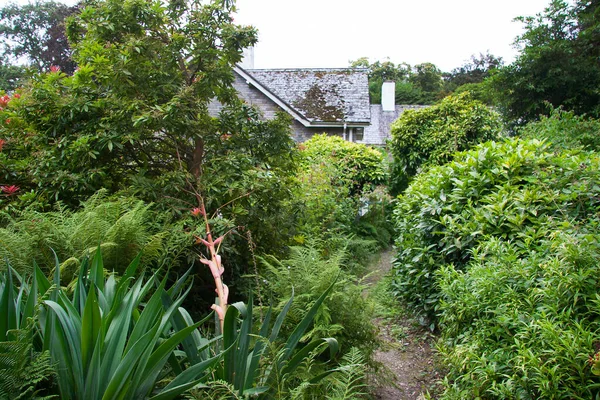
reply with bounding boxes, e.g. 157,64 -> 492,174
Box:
391,138 -> 600,322
437,229 -> 600,399
300,134 -> 387,194
0,191 -> 173,277
519,108 -> 600,152
259,244 -> 378,360
389,92 -> 503,194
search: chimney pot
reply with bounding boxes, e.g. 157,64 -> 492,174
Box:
382,81 -> 395,111
241,46 -> 255,69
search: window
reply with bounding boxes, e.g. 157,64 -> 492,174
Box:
354,127 -> 364,141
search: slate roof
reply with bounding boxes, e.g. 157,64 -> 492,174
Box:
244,68 -> 370,125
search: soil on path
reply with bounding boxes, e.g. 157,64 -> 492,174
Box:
365,250 -> 443,400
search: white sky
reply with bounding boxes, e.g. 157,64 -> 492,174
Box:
233,0 -> 552,71
0,0 -> 554,72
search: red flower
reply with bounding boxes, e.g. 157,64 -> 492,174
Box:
0,95 -> 10,108
12,93 -> 20,99
5,119 -> 10,125
221,134 -> 231,141
0,139 -> 5,152
50,65 -> 61,73
191,207 -> 202,217
1,185 -> 19,195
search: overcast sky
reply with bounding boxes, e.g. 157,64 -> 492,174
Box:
233,0 -> 553,71
0,0 -> 555,72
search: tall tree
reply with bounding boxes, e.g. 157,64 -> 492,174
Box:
0,0 -> 298,279
445,52 -> 503,89
491,0 -> 600,125
349,58 -> 443,104
0,1 -> 78,74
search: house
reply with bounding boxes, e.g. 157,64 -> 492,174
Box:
213,58 -> 426,145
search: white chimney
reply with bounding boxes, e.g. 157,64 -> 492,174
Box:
382,81 -> 395,111
240,46 -> 255,69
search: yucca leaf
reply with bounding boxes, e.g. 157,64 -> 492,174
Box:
223,301 -> 245,383
45,300 -> 84,397
166,265 -> 193,298
101,322 -> 160,400
234,295 -> 252,394
121,252 -> 142,285
73,257 -> 89,315
83,326 -> 104,400
148,380 -> 208,400
244,306 -> 272,390
103,274 -> 117,311
89,247 -> 104,292
159,284 -> 201,365
280,278 -> 337,363
21,268 -> 37,328
269,289 -> 294,342
124,276 -> 168,355
100,277 -> 145,390
34,262 -> 51,297
0,265 -> 15,341
134,320 -> 203,398
81,284 -> 101,374
158,349 -> 228,395
280,337 -> 338,377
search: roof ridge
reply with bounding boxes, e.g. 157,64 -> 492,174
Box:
247,67 -> 368,72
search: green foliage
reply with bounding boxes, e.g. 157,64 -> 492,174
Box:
391,138 -> 600,322
491,0 -> 600,125
260,244 -> 378,360
324,347 -> 369,400
389,92 -> 503,194
0,325 -> 56,400
437,230 -> 600,399
519,107 -> 600,152
2,241 -> 343,399
295,135 -> 388,252
0,0 -> 76,73
37,249 -> 221,400
0,63 -> 27,92
349,58 -> 443,105
0,192 -> 170,277
301,134 -> 387,192
443,52 -> 503,91
0,0 -> 297,283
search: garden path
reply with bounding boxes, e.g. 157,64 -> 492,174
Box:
365,250 -> 443,400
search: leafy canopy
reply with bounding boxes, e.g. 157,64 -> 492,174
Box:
491,0 -> 600,125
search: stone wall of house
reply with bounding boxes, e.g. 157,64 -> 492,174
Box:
364,104 -> 429,146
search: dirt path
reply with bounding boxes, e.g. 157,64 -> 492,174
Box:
365,250 -> 443,400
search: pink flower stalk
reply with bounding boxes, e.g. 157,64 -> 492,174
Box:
193,200 -> 228,332
0,139 -> 5,152
50,65 -> 61,73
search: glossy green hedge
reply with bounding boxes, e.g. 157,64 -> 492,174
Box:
391,138 -> 600,321
389,92 -> 503,194
300,134 -> 387,193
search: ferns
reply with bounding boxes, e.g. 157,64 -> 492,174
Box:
326,347 -> 369,400
0,191 -> 175,277
260,243 -> 378,361
0,326 -> 56,400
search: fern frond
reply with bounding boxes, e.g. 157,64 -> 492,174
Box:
0,327 -> 56,400
326,347 -> 368,400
